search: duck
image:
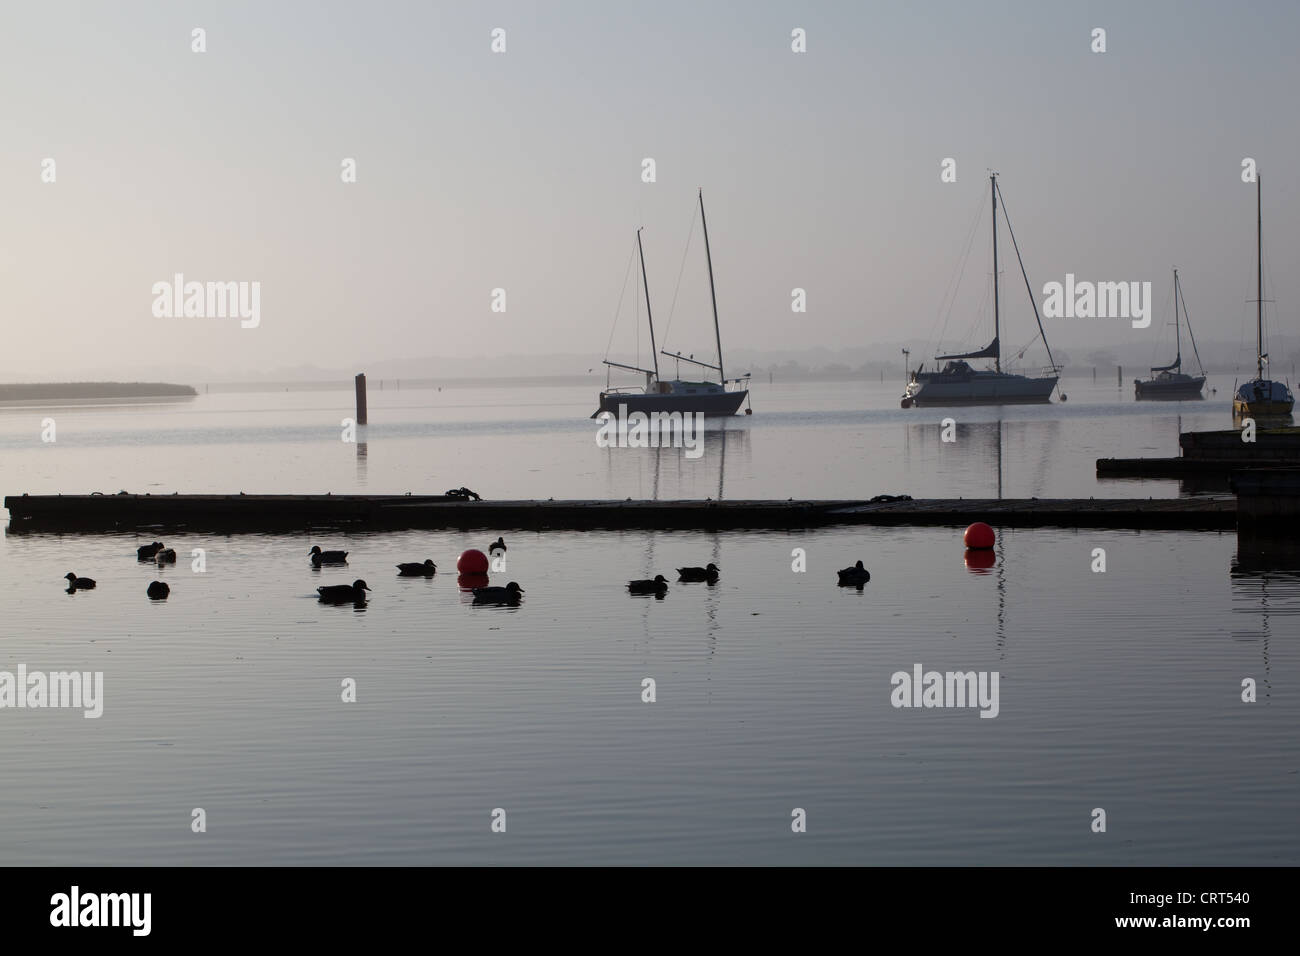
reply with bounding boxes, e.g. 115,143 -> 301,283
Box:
677,563 -> 720,583
147,581 -> 170,600
156,548 -> 177,564
628,575 -> 669,595
137,541 -> 165,560
471,581 -> 524,605
317,579 -> 370,603
310,545 -> 349,566
489,536 -> 507,554
396,559 -> 437,576
64,573 -> 96,590
836,561 -> 871,587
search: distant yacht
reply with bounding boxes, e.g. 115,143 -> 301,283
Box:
1233,175 -> 1294,419
902,173 -> 1059,408
594,189 -> 750,418
1134,269 -> 1206,400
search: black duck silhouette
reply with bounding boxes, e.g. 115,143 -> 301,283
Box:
628,575 -> 669,595
310,545 -> 349,566
317,579 -> 370,603
471,582 -> 524,605
836,560 -> 871,588
677,564 -> 720,583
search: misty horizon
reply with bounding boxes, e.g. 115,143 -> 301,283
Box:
3,335 -> 1295,389
4,1 -> 1300,385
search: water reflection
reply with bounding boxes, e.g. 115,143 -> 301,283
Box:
355,440 -> 368,485
601,424 -> 751,501
0,394 -> 198,416
1178,475 -> 1230,496
1233,529 -> 1300,576
1230,537 -> 1300,701
904,415 -> 1062,499
615,427 -> 738,658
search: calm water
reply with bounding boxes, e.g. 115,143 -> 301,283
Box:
1,378 -> 1296,864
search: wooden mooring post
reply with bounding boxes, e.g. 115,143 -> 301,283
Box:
355,373 -> 368,425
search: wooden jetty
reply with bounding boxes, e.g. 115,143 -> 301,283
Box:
1097,457 -> 1294,478
1099,426 -> 1300,479
3,492 -> 1237,532
1231,468 -> 1300,523
1181,426 -> 1300,460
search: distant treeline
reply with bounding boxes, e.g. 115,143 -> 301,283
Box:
0,382 -> 198,401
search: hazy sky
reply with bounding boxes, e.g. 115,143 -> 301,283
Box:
3,0 -> 1299,380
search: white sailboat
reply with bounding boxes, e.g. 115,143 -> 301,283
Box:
594,189 -> 751,418
902,173 -> 1060,408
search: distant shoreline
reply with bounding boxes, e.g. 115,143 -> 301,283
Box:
0,382 -> 197,402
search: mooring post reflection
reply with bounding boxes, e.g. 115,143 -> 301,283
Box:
1228,560 -> 1300,703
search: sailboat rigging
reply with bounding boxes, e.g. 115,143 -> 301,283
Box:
1134,269 -> 1206,399
902,173 -> 1059,408
1232,175 -> 1294,419
594,189 -> 751,418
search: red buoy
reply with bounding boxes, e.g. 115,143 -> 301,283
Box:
457,549 -> 489,574
963,522 -> 995,550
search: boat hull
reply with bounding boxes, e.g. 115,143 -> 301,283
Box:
595,389 -> 748,417
903,373 -> 1057,407
1233,399 -> 1294,417
1135,376 -> 1206,400
1232,379 -> 1295,419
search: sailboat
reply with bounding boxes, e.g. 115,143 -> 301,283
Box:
1134,269 -> 1206,399
902,173 -> 1059,408
1233,175 -> 1294,419
594,189 -> 751,418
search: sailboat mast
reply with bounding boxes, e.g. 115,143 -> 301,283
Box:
991,173 -> 1001,374
698,188 -> 725,384
1173,268 -> 1182,371
1257,175 -> 1264,381
637,227 -> 660,381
